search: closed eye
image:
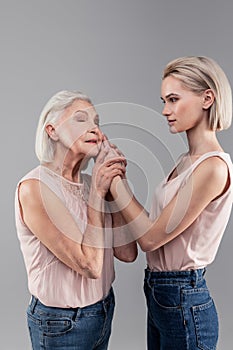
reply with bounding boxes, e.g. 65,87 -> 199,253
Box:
73,111 -> 88,122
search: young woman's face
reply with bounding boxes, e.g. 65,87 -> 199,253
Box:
53,99 -> 103,158
161,76 -> 205,134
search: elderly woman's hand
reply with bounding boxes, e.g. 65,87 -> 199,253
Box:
100,136 -> 127,166
91,142 -> 126,199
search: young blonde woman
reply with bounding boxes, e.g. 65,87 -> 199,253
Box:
109,56 -> 233,349
15,91 -> 137,350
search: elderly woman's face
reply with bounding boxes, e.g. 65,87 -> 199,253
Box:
54,99 -> 103,157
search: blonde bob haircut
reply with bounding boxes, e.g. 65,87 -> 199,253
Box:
35,90 -> 92,163
162,56 -> 232,130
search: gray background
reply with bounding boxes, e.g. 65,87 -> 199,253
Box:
1,0 -> 233,349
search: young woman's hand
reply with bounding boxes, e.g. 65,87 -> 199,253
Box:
91,143 -> 126,199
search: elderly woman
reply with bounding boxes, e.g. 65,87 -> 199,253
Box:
15,90 -> 137,350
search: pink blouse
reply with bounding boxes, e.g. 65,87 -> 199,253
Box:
15,166 -> 115,308
147,152 -> 233,271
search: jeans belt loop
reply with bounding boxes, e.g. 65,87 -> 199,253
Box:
30,296 -> 38,314
74,307 -> 81,322
146,267 -> 152,288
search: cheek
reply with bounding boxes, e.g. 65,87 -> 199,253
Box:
177,103 -> 189,116
61,127 -> 87,145
71,129 -> 85,142
186,102 -> 203,121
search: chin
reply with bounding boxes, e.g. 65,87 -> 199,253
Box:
169,125 -> 184,134
85,144 -> 101,158
169,127 -> 179,134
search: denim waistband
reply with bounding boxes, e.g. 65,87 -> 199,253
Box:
29,287 -> 114,318
144,267 -> 206,286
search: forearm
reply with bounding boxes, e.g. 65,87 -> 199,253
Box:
105,188 -> 137,261
81,189 -> 105,278
109,204 -> 138,262
111,178 -> 176,252
110,162 -> 225,253
110,176 -> 165,252
79,146 -> 127,276
110,176 -> 152,240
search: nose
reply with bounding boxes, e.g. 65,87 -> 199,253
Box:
89,124 -> 103,140
162,103 -> 171,117
89,124 -> 100,134
90,127 -> 97,134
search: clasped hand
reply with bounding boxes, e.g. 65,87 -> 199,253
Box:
92,138 -> 126,199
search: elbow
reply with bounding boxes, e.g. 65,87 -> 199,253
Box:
120,252 -> 138,263
114,244 -> 138,263
85,262 -> 103,279
128,253 -> 138,263
140,243 -> 151,252
138,237 -> 159,252
127,247 -> 138,262
87,270 -> 102,279
73,260 -> 103,279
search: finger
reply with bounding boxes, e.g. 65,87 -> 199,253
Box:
104,168 -> 125,182
108,142 -> 117,149
100,162 -> 125,175
109,168 -> 126,179
97,145 -> 123,162
117,149 -> 125,158
103,164 -> 126,178
108,143 -> 125,158
102,138 -> 110,146
104,149 -> 120,160
102,134 -> 109,141
104,156 -> 127,167
104,146 -> 126,159
107,162 -> 126,171
95,145 -> 110,164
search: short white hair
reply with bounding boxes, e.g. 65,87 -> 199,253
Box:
35,90 -> 92,163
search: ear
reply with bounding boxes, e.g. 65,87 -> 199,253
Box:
45,124 -> 59,141
202,89 -> 215,110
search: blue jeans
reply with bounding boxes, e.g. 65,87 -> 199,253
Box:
27,288 -> 115,350
144,268 -> 219,350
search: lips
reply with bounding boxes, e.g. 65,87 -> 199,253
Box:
85,139 -> 98,144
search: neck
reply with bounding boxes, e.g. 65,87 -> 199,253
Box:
186,126 -> 222,156
43,153 -> 87,183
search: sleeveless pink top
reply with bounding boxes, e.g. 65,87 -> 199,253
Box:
15,166 -> 115,308
147,152 -> 233,271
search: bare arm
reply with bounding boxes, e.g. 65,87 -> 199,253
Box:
19,152 -> 126,279
108,200 -> 138,262
19,179 -> 104,279
110,157 -> 229,252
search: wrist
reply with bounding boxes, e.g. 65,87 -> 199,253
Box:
88,187 -> 105,211
110,176 -> 122,197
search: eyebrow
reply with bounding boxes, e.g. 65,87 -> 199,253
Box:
73,110 -> 99,120
167,93 -> 179,98
161,93 -> 180,101
73,109 -> 89,116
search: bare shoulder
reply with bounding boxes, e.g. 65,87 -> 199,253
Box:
19,179 -> 44,204
19,178 -> 39,195
192,156 -> 229,197
198,156 -> 228,178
